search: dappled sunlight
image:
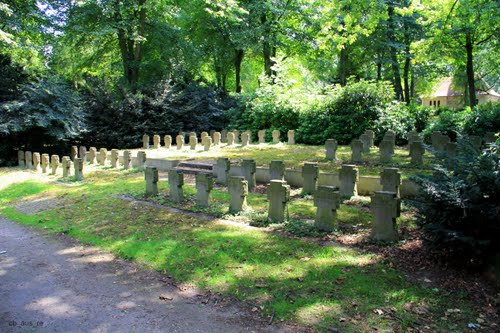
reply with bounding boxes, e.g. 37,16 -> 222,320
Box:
295,302 -> 343,325
27,296 -> 79,318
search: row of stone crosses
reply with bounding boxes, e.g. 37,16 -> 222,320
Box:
145,159 -> 403,242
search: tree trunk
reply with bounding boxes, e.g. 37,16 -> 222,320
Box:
234,49 -> 244,93
387,4 -> 404,101
465,32 -> 476,108
261,13 -> 276,80
338,46 -> 349,86
403,45 -> 411,104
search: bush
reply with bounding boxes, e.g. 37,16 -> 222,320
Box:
373,101 -> 415,145
408,103 -> 434,133
464,102 -> 500,137
423,108 -> 469,142
410,139 -> 500,269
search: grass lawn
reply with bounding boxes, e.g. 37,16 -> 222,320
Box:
0,167 -> 479,332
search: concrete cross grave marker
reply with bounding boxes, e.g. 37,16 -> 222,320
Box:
267,180 -> 290,223
302,162 -> 319,194
18,151 -> 25,167
33,153 -> 40,172
176,135 -> 184,150
71,146 -> 78,161
164,135 -> 172,149
379,139 -> 393,163
195,173 -> 214,207
25,151 -> 33,170
380,168 -> 401,198
313,186 -> 341,232
74,158 -> 84,181
370,191 -> 400,242
228,176 -> 248,213
123,150 -> 131,170
272,130 -> 280,143
143,135 -> 150,149
350,139 -> 363,163
325,139 -> 338,161
168,169 -> 184,203
41,154 -> 49,173
360,133 -> 370,153
88,147 -> 97,164
215,158 -> 230,185
153,135 -> 161,149
110,149 -> 119,168
339,164 -> 359,198
270,160 -> 285,181
287,130 -> 295,145
50,155 -> 59,175
99,148 -> 107,166
258,130 -> 266,144
145,167 -> 159,196
409,141 -> 424,165
241,159 -> 256,191
79,146 -> 87,163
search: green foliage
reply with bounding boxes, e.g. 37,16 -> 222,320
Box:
373,101 -> 415,145
423,108 -> 469,142
463,102 -> 500,137
408,103 -> 434,133
410,139 -> 500,268
283,219 -> 327,237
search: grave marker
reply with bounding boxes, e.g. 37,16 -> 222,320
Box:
267,180 -> 290,223
228,176 -> 248,212
270,160 -> 285,181
339,164 -> 359,198
145,167 -> 159,196
195,173 -> 213,207
371,191 -> 400,241
168,170 -> 184,203
325,139 -> 337,161
314,186 -> 341,231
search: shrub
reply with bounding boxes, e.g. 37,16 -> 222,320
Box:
463,102 -> 500,137
423,108 -> 469,142
410,139 -> 500,269
373,101 -> 415,145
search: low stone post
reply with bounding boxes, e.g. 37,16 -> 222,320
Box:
41,154 -> 49,173
18,151 -> 25,167
168,169 -> 184,203
50,155 -> 59,175
287,130 -> 295,145
272,130 -> 280,143
258,130 -> 266,144
25,151 -> 33,169
267,180 -> 290,223
233,130 -> 240,144
241,132 -> 249,147
379,139 -> 393,163
241,159 -> 256,191
468,135 -> 482,150
143,134 -> 150,149
123,150 -> 131,170
62,156 -> 72,178
302,162 -> 319,194
99,148 -> 107,166
215,158 -> 230,185
350,139 -> 363,163
203,136 -> 212,151
110,149 -> 119,168
339,164 -> 359,198
213,132 -> 221,145
145,167 -> 159,196
410,141 -> 424,165
360,133 -> 370,153
380,168 -> 401,198
371,191 -> 400,241
227,132 -> 235,145
164,135 -> 172,149
313,186 -> 341,231
221,130 -> 228,143
189,135 -> 197,150
153,134 -> 161,149
71,146 -> 78,161
195,173 -> 213,207
176,135 -> 184,150
88,147 -> 97,164
33,153 -> 41,172
228,176 -> 248,212
383,131 -> 396,154
325,139 -> 338,161
365,130 -> 375,147
270,160 -> 285,181
74,158 -> 84,181
446,142 -> 457,158
136,151 -> 147,167
79,146 -> 87,163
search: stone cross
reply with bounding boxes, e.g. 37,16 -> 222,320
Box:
110,149 -> 119,168
145,167 -> 159,196
25,151 -> 33,169
379,139 -> 393,163
339,164 -> 359,198
195,173 -> 213,207
313,186 -> 341,231
350,139 -> 363,163
201,132 -> 209,141
215,157 -> 230,185
227,132 -> 235,145
143,134 -> 150,149
99,148 -> 107,166
164,135 -> 172,149
407,130 -> 419,146
409,141 -> 424,165
176,135 -> 184,150
213,132 -> 221,145
168,169 -> 184,203
136,151 -> 147,167
287,130 -> 295,145
267,180 -> 290,223
365,130 -> 375,147
228,176 -> 248,212
18,151 -> 25,167
325,139 -> 338,161
380,168 -> 401,197
33,153 -> 41,172
445,142 -> 457,158
302,162 -> 319,194
153,134 -> 161,149
258,130 -> 266,144
221,129 -> 228,143
233,130 -> 240,144
189,135 -> 197,150
41,154 -> 49,173
241,159 -> 256,191
88,147 -> 97,164
50,155 -> 59,175
189,132 -> 197,139
79,146 -> 87,163
74,158 -> 84,181
383,131 -> 396,154
123,150 -> 131,170
272,130 -> 280,143
484,132 -> 496,144
71,146 -> 78,161
245,130 -> 252,144
203,136 -> 212,151
435,134 -> 450,152
241,132 -> 249,147
468,135 -> 482,150
371,191 -> 400,241
210,130 -> 215,139
270,160 -> 285,181
62,156 -> 72,178
359,133 -> 370,153
431,131 -> 441,149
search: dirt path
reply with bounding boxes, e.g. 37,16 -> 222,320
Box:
0,217 -> 295,333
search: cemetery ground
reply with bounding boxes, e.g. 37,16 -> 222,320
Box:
1,144 -> 498,333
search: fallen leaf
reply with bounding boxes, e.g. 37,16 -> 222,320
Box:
374,309 -> 384,315
159,294 -> 173,301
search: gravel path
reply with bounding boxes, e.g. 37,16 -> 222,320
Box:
0,217 -> 294,333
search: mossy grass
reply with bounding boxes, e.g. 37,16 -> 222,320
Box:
0,168 -> 478,332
